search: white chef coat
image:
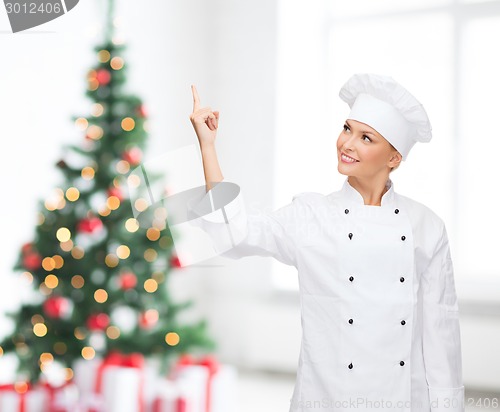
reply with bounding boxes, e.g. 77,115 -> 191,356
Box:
189,177 -> 464,412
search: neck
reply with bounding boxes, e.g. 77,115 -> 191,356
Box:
347,175 -> 390,206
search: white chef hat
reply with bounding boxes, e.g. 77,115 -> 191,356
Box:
339,73 -> 432,161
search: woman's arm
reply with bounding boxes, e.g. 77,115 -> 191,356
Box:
421,222 -> 464,412
186,85 -> 299,266
189,84 -> 223,192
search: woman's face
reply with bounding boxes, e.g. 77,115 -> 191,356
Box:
336,119 -> 401,179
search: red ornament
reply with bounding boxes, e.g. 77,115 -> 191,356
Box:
86,313 -> 110,331
43,296 -> 70,319
23,252 -> 42,271
138,310 -> 158,329
119,272 -> 137,290
22,242 -> 34,254
107,186 -> 123,201
77,216 -> 103,234
122,147 -> 142,166
136,104 -> 147,118
170,255 -> 182,269
96,69 -> 111,86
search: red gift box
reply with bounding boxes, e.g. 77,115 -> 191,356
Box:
0,383 -> 48,412
74,351 -> 145,412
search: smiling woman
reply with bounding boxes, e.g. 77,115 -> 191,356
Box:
337,119 -> 402,200
187,73 -> 464,411
336,73 -> 430,206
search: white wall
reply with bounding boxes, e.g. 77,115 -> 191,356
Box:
1,0 -> 499,393
0,0 -> 297,370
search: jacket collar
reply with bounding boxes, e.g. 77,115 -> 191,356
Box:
341,176 -> 395,206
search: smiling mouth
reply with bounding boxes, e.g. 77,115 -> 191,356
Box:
341,153 -> 359,163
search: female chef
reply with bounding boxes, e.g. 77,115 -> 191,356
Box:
187,73 -> 464,412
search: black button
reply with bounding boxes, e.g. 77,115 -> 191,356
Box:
348,233 -> 353,240
349,276 -> 354,282
348,318 -> 353,324
400,277 -> 405,283
348,363 -> 353,369
401,235 -> 406,241
400,361 -> 405,366
345,209 -> 349,214
401,320 -> 406,325
394,209 -> 399,214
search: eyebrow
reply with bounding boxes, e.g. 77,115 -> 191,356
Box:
345,120 -> 377,136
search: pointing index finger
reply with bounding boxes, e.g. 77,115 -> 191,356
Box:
191,84 -> 201,112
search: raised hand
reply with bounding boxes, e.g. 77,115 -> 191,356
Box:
189,84 -> 220,147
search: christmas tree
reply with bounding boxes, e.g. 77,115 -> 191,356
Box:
0,0 -> 215,383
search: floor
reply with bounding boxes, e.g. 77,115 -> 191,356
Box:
237,369 -> 500,412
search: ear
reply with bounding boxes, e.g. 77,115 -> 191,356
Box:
388,151 -> 402,168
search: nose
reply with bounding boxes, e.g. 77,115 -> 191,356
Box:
342,135 -> 356,153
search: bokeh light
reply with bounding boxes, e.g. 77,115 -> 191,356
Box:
44,274 -> 58,289
71,247 -> 85,260
106,326 -> 121,340
81,167 -> 95,180
105,254 -> 119,268
42,257 -> 56,271
165,332 -> 180,346
116,245 -> 130,259
66,187 -> 80,202
56,228 -> 71,242
134,198 -> 149,212
146,228 -> 160,241
110,56 -> 124,70
144,248 -> 158,262
52,255 -> 64,269
121,117 -> 135,131
107,195 -> 120,210
74,328 -> 86,340
116,160 -> 130,174
97,50 -> 111,63
94,289 -> 108,303
71,275 -> 85,289
75,117 -> 89,130
125,218 -> 139,233
81,346 -> 95,360
87,125 -> 104,140
144,279 -> 158,293
33,323 -> 48,337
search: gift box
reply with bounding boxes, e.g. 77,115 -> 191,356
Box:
40,381 -> 79,412
0,383 -> 48,412
166,355 -> 238,412
150,378 -> 191,412
74,352 -> 145,412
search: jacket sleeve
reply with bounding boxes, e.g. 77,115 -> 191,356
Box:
186,179 -> 299,267
421,222 -> 464,412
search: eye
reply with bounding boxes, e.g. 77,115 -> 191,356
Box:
362,135 -> 372,142
343,124 -> 350,133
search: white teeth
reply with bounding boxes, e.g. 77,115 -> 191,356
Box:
341,154 -> 357,163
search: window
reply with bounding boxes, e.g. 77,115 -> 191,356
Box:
273,0 -> 500,291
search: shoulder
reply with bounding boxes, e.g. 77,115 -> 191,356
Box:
397,193 -> 443,223
292,191 -> 325,202
396,193 -> 447,244
286,191 -> 329,220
